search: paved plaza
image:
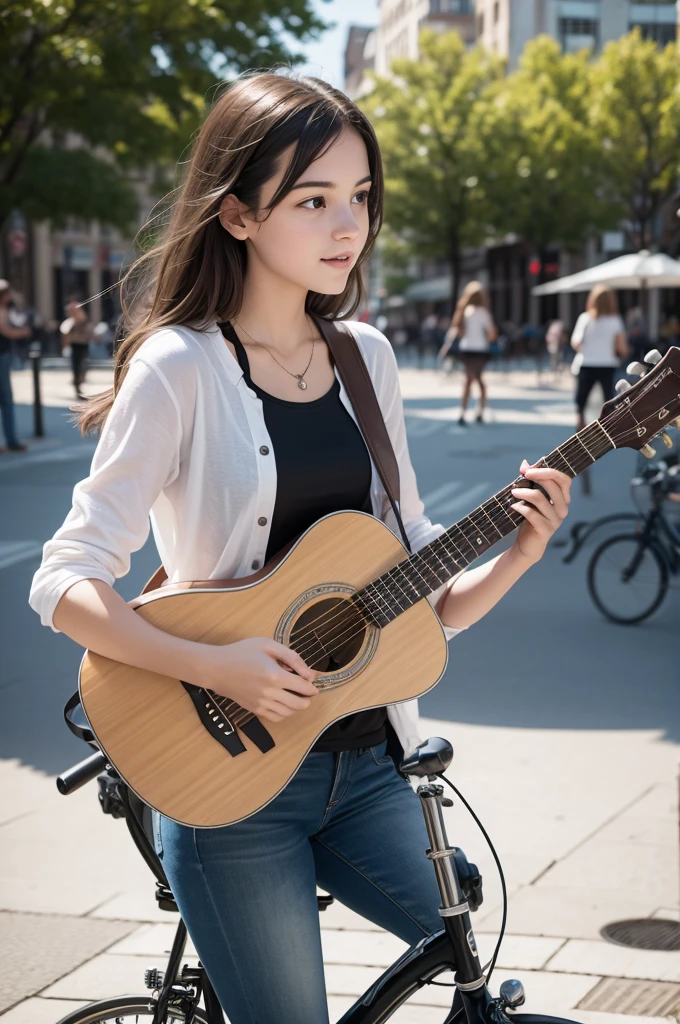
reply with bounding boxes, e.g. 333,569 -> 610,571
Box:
0,357 -> 678,1023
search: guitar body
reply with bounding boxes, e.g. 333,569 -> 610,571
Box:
79,511 -> 449,828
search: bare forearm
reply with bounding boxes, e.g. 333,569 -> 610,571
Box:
52,579 -> 207,684
435,545 -> 533,630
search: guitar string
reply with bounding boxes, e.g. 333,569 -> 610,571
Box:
209,410 -> 647,726
210,420 -> 615,725
209,397 -> 677,726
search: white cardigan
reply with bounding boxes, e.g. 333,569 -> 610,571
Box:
29,320 -> 465,755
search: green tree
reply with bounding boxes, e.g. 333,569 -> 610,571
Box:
589,29 -> 680,250
473,36 -> 619,276
361,30 -> 504,303
0,0 -> 326,231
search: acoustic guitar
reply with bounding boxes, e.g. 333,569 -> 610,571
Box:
79,348 -> 680,827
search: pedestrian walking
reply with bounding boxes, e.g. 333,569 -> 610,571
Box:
29,71 -> 572,1024
545,319 -> 566,377
449,281 -> 497,425
0,279 -> 29,453
570,284 -> 629,432
60,297 -> 93,399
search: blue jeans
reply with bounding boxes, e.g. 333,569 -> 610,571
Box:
0,352 -> 19,447
155,741 -> 443,1023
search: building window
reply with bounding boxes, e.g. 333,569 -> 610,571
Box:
559,17 -> 599,52
632,21 -> 677,45
429,0 -> 474,13
478,10 -> 484,34
494,1 -> 499,22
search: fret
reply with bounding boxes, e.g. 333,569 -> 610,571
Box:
593,418 -> 616,451
551,446 -> 577,476
400,559 -> 432,598
491,492 -> 519,530
476,501 -> 504,539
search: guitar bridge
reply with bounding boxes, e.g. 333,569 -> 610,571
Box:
181,683 -> 275,757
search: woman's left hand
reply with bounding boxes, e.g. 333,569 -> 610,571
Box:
510,460 -> 572,564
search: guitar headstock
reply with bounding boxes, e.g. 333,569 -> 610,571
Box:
600,346 -> 680,455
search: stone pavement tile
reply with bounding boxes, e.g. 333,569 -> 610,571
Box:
568,1012 -> 674,1024
325,963 -> 453,1006
0,998 -> 88,1023
475,932 -> 567,970
0,781 -> 151,916
476,886 -> 660,940
0,760 -> 55,827
41,952 -> 199,1000
321,928 -> 408,967
0,911 -> 135,1013
89,889 -> 173,924
489,969 -> 601,1014
545,939 -> 680,983
536,839 -> 678,906
108,921 -> 198,957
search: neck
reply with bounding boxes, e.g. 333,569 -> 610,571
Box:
237,251 -> 311,354
352,419 -> 616,627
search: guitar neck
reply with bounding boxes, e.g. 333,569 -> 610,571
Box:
352,418 -> 616,627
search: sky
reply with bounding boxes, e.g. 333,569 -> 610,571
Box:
290,0 -> 378,88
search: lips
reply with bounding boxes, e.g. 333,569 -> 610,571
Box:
321,252 -> 353,263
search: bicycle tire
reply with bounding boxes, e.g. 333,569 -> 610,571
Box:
53,995 -> 210,1024
587,533 -> 669,624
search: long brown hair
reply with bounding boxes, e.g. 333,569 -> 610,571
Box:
451,280 -> 490,331
586,284 -> 619,318
78,71 -> 384,433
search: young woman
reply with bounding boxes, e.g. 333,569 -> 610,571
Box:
571,284 -> 629,431
61,296 -> 93,400
29,72 -> 571,1024
449,281 -> 498,425
0,279 -> 30,453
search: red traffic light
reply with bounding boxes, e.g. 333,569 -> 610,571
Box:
528,259 -> 541,276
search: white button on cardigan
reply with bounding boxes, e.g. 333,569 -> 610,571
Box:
29,319 -> 466,755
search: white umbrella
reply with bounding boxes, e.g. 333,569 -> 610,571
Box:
531,250 -> 680,295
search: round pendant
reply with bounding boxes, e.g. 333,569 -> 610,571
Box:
298,378 -> 308,390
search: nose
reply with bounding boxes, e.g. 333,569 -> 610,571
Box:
331,204 -> 362,242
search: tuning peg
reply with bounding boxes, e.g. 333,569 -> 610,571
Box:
640,443 -> 656,458
615,379 -> 632,394
644,349 -> 662,365
661,432 -> 674,448
627,361 -> 647,377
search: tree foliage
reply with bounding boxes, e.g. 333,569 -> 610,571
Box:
361,30 -> 504,301
0,0 -> 326,229
589,29 -> 680,250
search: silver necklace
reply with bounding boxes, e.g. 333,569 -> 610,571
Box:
234,318 -> 315,390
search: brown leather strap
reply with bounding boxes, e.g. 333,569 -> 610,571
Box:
313,317 -> 407,546
142,318 -> 408,596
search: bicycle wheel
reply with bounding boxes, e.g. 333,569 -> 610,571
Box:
54,995 -> 209,1024
587,534 -> 669,624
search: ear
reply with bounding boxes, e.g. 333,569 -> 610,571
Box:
219,193 -> 249,241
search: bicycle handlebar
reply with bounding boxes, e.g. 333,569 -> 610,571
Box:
56,749 -> 109,795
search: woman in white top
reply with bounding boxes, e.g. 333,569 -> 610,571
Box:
571,284 -> 629,431
28,72 -> 572,1024
450,280 -> 497,425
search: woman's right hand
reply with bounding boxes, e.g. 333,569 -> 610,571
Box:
193,637 -> 320,723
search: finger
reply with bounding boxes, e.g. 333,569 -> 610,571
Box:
258,706 -> 285,723
510,501 -> 554,537
261,700 -> 296,720
272,665 -> 319,697
268,641 -> 318,684
522,466 -> 572,503
511,486 -> 561,523
513,480 -> 568,519
268,686 -> 313,712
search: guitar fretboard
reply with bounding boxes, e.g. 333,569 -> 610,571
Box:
352,418 -> 616,627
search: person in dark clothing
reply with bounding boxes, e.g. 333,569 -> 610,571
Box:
0,279 -> 29,452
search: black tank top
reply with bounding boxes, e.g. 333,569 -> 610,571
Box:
223,324 -> 388,752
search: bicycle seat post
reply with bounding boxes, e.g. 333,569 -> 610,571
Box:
417,782 -> 465,910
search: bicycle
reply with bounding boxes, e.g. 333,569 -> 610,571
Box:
560,456 -> 680,624
53,697 -> 583,1024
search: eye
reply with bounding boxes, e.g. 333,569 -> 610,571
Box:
298,196 -> 326,210
353,190 -> 370,205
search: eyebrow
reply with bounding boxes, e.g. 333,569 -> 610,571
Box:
289,175 -> 373,192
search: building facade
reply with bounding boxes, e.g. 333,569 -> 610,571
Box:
374,0 -> 476,76
475,0 -> 678,70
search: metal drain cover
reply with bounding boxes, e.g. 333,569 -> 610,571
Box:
601,917 -> 680,951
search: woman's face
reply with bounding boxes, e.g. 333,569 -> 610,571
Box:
223,128 -> 372,296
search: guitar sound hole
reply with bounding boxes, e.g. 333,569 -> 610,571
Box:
290,597 -> 366,673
